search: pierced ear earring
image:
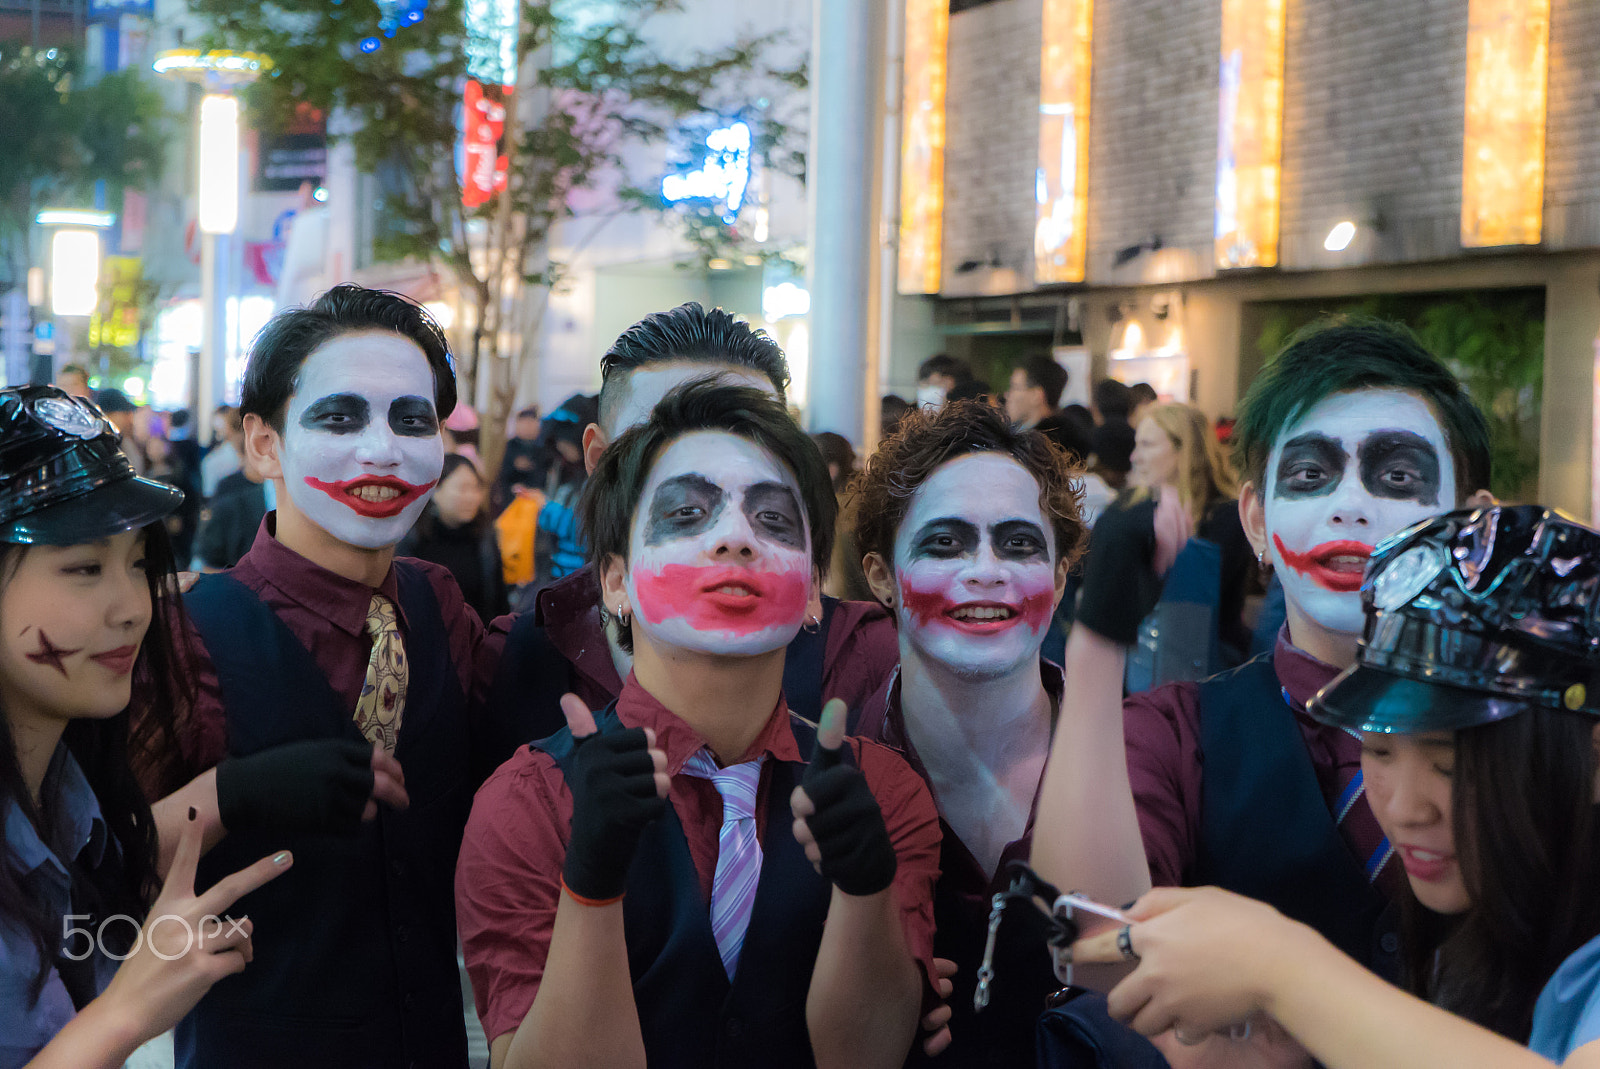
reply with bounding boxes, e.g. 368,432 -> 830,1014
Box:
617,605 -> 631,628
803,614 -> 821,634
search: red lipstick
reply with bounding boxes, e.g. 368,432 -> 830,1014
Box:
634,564 -> 809,635
90,645 -> 139,675
1272,535 -> 1372,593
899,586 -> 1055,634
304,475 -> 437,518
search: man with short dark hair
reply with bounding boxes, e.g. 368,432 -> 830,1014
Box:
1007,353 -> 1090,460
483,303 -> 899,750
1089,378 -> 1136,489
147,283 -> 500,1068
458,380 -> 940,1069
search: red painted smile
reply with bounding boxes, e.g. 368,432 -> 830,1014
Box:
1273,535 -> 1372,593
90,645 -> 139,676
634,564 -> 809,635
305,475 -> 437,518
899,587 -> 1055,635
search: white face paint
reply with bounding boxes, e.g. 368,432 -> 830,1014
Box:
607,363 -> 777,437
625,431 -> 812,657
892,453 -> 1058,681
278,331 -> 445,549
1264,388 -> 1456,636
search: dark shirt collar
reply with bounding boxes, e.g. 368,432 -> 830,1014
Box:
246,513 -> 405,637
615,672 -> 802,773
877,656 -> 1065,766
534,565 -> 624,694
1274,624 -> 1344,716
4,743 -> 108,886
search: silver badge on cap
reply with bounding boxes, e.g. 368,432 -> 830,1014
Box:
1373,544 -> 1446,611
32,397 -> 106,440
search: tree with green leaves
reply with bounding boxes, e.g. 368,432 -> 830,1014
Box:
0,45 -> 168,296
196,0 -> 806,467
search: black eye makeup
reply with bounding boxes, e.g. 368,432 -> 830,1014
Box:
1358,430 -> 1442,506
906,519 -> 981,561
991,520 -> 1051,561
743,482 -> 806,549
389,396 -> 440,437
1272,432 -> 1347,500
644,474 -> 725,545
299,394 -> 371,434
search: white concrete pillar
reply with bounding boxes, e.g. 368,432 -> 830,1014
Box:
804,0 -> 876,442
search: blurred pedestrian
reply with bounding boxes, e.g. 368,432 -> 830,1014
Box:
443,402 -> 483,474
56,362 -> 93,399
881,394 -> 912,438
916,353 -> 975,409
1007,353 -> 1092,461
1128,380 -> 1159,427
201,406 -> 244,498
1089,378 -> 1136,490
811,430 -> 873,602
398,453 -> 508,622
95,388 -> 146,474
493,405 -> 551,511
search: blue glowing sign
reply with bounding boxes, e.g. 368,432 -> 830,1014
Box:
662,122 -> 751,222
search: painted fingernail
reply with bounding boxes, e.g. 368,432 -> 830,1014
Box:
272,851 -> 291,865
188,806 -> 197,821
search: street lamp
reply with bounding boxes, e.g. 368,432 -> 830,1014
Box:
154,49 -> 268,441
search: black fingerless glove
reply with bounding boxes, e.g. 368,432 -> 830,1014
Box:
216,738 -> 375,836
803,737 -> 897,897
561,726 -> 667,901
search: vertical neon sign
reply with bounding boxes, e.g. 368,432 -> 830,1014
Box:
1214,0 -> 1285,270
897,0 -> 948,295
1460,0 -> 1549,248
1034,0 -> 1093,285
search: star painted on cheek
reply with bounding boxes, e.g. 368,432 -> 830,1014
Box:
24,628 -> 82,677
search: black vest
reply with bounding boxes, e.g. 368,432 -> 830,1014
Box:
534,705 -> 833,1068
489,594 -> 848,748
1191,653 -> 1395,971
176,564 -> 472,1069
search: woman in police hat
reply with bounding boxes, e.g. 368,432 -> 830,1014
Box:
1069,504 -> 1600,1067
0,385 -> 291,1068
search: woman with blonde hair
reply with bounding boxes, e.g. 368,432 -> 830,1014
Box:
1075,401 -> 1256,665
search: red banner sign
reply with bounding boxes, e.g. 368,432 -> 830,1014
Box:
462,79 -> 510,208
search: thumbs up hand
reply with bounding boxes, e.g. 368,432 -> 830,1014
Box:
791,699 -> 897,897
559,693 -> 669,902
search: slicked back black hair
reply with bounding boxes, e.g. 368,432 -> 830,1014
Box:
598,303 -> 790,432
1232,316 -> 1491,501
241,284 -> 457,432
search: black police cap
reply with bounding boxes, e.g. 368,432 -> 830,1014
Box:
0,385 -> 183,545
1309,506 -> 1600,734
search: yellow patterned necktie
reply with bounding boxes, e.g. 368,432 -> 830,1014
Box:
353,594 -> 407,752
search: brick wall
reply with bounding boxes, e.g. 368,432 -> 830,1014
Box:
940,0 -> 1043,295
1082,0 -> 1219,283
937,0 -> 1600,291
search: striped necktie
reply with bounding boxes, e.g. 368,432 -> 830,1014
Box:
683,749 -> 766,980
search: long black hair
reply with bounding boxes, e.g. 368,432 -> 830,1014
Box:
1401,707 -> 1600,1042
0,519 -> 192,1004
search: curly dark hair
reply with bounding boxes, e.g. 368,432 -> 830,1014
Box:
849,400 -> 1088,575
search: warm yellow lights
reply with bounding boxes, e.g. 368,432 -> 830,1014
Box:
897,0 -> 948,295
1035,0 -> 1093,285
1461,0 -> 1549,248
198,94 -> 240,235
1214,0 -> 1285,269
51,230 -> 100,317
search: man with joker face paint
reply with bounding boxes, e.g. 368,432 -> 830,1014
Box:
1032,318 -> 1492,1064
480,302 -> 899,765
456,381 -> 942,1069
848,400 -> 1088,1067
138,285 -> 508,1069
